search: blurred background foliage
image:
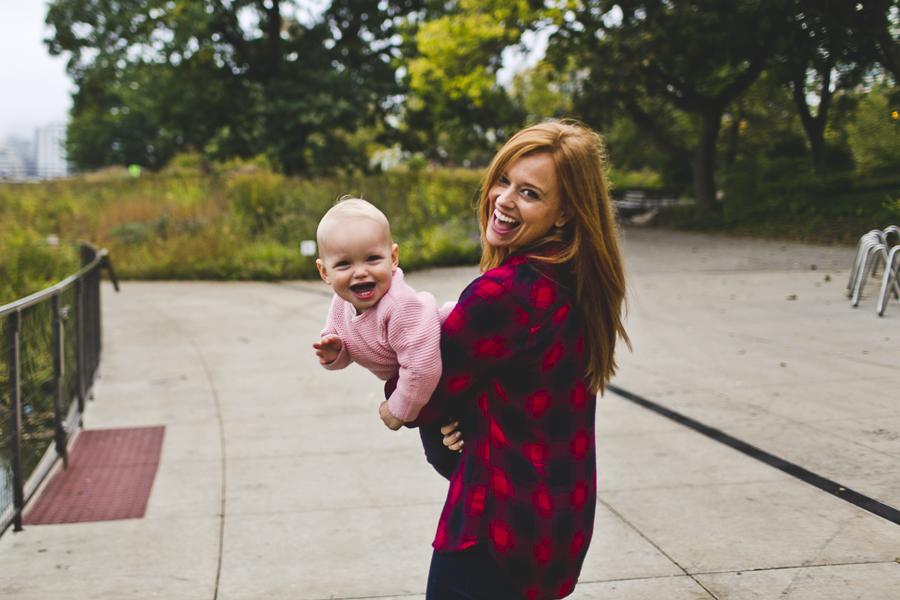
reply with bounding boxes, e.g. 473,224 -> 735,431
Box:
2,0 -> 900,301
0,156 -> 660,305
0,160 -> 486,304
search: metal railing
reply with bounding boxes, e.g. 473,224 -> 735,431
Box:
0,243 -> 118,536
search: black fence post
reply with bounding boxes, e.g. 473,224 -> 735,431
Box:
74,278 -> 86,420
51,294 -> 69,470
7,311 -> 24,532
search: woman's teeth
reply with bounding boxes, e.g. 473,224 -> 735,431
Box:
494,209 -> 519,226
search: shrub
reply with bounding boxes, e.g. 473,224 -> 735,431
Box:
0,229 -> 78,305
0,166 -> 486,295
847,85 -> 900,175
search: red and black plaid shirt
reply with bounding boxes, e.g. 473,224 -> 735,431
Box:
410,251 -> 595,600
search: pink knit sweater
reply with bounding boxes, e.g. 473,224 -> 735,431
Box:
320,269 -> 450,422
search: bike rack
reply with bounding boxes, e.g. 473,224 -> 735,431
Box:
850,226 -> 900,313
876,245 -> 900,316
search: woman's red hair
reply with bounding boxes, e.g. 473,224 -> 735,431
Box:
479,121 -> 630,393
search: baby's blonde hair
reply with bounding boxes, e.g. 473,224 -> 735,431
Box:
316,198 -> 392,253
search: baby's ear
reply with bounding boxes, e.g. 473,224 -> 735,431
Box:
316,259 -> 331,284
391,243 -> 399,271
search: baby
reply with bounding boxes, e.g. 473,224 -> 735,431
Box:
313,198 -> 445,430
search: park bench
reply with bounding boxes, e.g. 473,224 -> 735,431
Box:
611,188 -> 693,222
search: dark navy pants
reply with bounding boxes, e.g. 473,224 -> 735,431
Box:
426,545 -> 528,600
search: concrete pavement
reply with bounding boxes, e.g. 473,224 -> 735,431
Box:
1,228 -> 898,599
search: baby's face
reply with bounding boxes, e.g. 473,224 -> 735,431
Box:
316,218 -> 398,315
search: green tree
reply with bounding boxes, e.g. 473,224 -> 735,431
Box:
847,83 -> 900,174
552,0 -> 786,211
818,0 -> 900,83
400,0 -> 534,163
46,0 -> 419,174
774,2 -> 879,174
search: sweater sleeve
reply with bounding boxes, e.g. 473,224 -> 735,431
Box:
320,295 -> 353,371
406,271 -> 533,428
383,292 -> 443,422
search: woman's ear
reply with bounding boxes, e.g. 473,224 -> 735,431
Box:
555,212 -> 572,228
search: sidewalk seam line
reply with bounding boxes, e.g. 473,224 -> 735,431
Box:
607,384 -> 900,527
596,496 -> 720,599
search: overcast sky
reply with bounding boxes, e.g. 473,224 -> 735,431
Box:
0,1 -> 74,141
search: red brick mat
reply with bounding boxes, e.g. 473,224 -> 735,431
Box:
23,426 -> 165,525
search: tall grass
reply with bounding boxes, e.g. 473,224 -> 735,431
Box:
0,163 -> 485,305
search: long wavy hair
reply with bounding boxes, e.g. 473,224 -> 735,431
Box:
478,121 -> 630,393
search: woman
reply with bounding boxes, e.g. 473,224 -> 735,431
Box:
409,121 -> 629,600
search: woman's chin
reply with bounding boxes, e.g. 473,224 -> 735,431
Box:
487,223 -> 519,247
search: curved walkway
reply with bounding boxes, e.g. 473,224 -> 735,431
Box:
0,228 -> 898,599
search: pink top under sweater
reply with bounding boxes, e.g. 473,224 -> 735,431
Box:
320,268 -> 447,422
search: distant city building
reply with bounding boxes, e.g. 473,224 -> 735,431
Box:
0,139 -> 27,179
4,136 -> 37,177
35,123 -> 69,179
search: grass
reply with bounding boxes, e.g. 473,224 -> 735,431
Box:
0,163 -> 486,306
4,156 -> 896,307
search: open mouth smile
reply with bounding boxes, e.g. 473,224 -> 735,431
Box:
492,208 -> 521,233
350,282 -> 376,299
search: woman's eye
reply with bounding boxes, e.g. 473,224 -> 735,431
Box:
498,175 -> 510,185
522,188 -> 538,199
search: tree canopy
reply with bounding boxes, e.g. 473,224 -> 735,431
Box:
47,0 -> 423,174
46,0 -> 900,207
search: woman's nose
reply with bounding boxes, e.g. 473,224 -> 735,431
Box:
493,186 -> 514,207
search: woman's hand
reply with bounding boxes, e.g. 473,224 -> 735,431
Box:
441,421 -> 464,452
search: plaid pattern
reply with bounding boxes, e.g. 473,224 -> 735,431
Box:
410,252 -> 595,600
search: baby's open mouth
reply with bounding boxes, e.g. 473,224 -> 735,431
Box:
351,282 -> 376,298
493,209 -> 520,232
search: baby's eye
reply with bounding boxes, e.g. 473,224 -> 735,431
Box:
367,255 -> 383,263
334,260 -> 350,268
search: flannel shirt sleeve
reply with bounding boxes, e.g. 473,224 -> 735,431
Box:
439,300 -> 457,323
407,273 -> 532,428
320,295 -> 353,371
383,293 -> 442,422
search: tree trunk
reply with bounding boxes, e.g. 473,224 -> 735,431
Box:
792,66 -> 832,175
693,109 -> 723,212
724,100 -> 743,168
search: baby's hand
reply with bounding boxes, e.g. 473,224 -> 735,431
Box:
313,334 -> 342,365
379,401 -> 405,431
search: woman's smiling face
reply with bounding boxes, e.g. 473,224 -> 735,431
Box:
485,153 -> 567,252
